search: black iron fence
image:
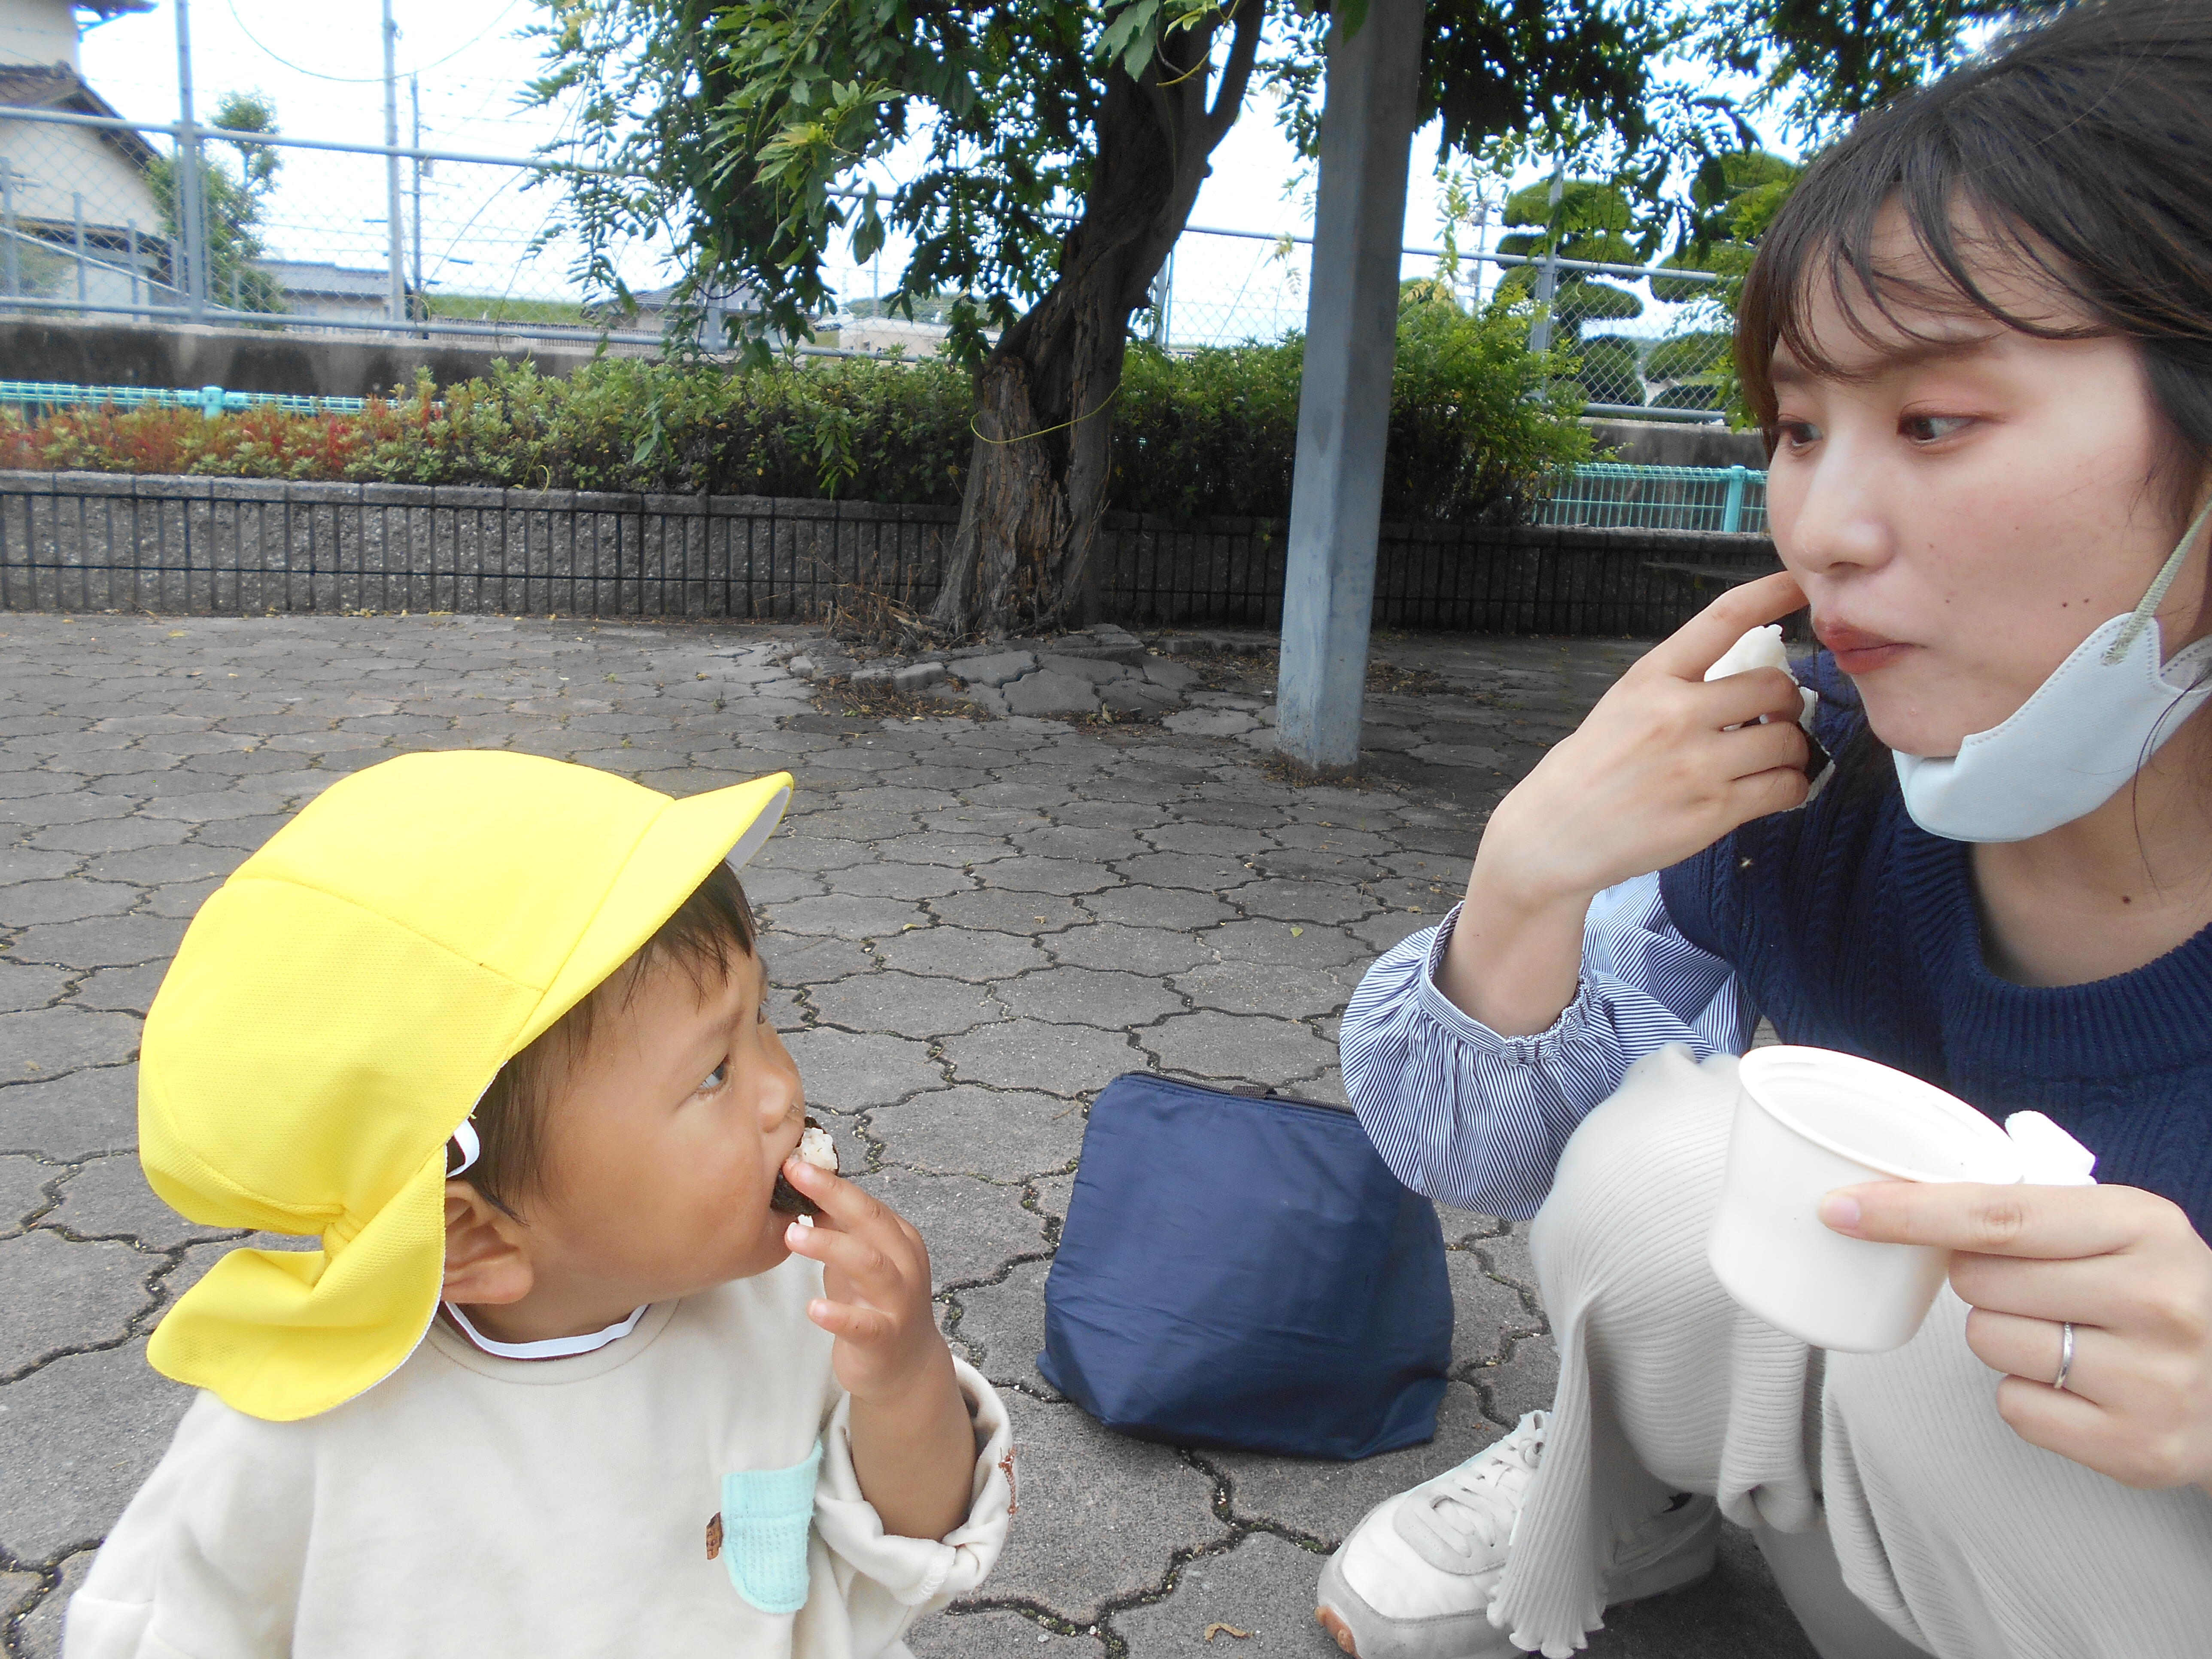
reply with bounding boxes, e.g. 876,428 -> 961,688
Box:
0,471 -> 1779,636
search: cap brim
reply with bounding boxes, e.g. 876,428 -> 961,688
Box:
522,772 -> 791,1053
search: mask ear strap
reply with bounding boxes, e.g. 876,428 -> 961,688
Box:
445,1118 -> 481,1179
2106,493 -> 2212,665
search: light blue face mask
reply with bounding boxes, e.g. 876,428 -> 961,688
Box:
1892,499 -> 2212,843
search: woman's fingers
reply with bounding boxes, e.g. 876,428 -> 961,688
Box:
1711,710 -> 1811,780
1638,571 -> 1811,681
1821,1180 -> 2160,1260
1966,1305 -> 2096,1390
1700,665 -> 1813,731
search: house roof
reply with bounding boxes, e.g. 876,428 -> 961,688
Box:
254,260 -> 392,301
0,62 -> 162,173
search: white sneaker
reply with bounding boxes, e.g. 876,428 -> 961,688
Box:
1314,1413 -> 1719,1659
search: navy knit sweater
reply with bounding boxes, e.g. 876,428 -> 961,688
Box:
1659,656 -> 2212,1239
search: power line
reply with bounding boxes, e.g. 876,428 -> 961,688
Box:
219,0 -> 525,85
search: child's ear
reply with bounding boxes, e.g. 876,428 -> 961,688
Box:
442,1182 -> 534,1307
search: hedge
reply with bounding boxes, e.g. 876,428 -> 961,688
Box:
0,289 -> 1592,522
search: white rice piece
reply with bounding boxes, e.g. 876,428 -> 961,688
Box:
1706,623 -> 1819,732
797,1124 -> 839,1173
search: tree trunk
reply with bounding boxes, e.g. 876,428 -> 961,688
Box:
931,2 -> 1264,640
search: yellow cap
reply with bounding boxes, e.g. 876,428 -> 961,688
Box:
140,751 -> 791,1422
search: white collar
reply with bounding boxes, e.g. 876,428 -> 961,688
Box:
441,1301 -> 650,1360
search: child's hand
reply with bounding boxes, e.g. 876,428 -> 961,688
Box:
780,1155 -> 976,1541
778,1155 -> 949,1405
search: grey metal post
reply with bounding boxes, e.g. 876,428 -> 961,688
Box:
1722,464 -> 1748,533
174,0 -> 206,319
383,0 -> 406,325
1272,0 -> 1424,771
1526,161 -> 1565,355
3,161 -> 17,300
410,73 -> 425,334
73,192 -> 87,303
1149,249 -> 1174,348
128,220 -> 140,316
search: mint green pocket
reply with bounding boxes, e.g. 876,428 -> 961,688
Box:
720,1441 -> 823,1614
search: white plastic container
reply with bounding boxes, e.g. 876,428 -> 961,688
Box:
1707,1046 -> 2026,1352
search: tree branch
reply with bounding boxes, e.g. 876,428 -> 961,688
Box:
1204,0 -> 1267,148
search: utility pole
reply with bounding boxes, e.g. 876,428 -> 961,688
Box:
1272,0 -> 1424,771
411,73 -> 425,334
1526,161 -> 1566,355
174,0 -> 205,320
382,0 -> 405,326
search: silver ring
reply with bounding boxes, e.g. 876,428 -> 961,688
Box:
2051,1321 -> 2075,1393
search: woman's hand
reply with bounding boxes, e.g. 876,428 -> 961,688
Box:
1438,571 -> 1815,1035
1822,1181 -> 2212,1492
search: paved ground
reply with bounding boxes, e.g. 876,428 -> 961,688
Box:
0,613 -> 1817,1659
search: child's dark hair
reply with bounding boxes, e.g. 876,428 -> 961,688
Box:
1737,0 -> 2212,534
463,861 -> 757,1216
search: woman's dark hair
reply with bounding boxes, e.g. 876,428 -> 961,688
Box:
463,860 -> 758,1217
1738,0 -> 2212,529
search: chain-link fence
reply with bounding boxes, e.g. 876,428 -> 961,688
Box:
0,84 -> 1723,417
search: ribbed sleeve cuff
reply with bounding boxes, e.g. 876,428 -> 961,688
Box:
1414,902 -> 1598,1066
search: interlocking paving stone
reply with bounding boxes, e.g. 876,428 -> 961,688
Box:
0,1066 -> 140,1160
12,1552 -> 92,1659
993,968 -> 1185,1031
941,1021 -> 1145,1096
765,892 -> 932,940
933,890 -> 1090,935
5,915 -> 189,970
947,1255 -> 1057,1395
1201,920 -> 1365,970
1171,963 -> 1352,1021
849,1169 -> 1048,1290
908,1608 -> 1103,1659
823,862 -> 976,901
983,1392 -> 1234,1625
0,1009 -> 142,1079
0,964 -> 69,1015
808,972 -> 1009,1038
778,1028 -> 945,1112
871,1089 -> 1086,1184
1142,1012 -> 1336,1087
0,1231 -> 161,1376
1082,886 -> 1234,931
873,927 -> 1052,983
39,1158 -> 237,1252
0,1156 -> 56,1233
0,1341 -> 193,1563
1114,1532 -> 1340,1659
1207,1380 -> 1499,1549
1044,924 -> 1214,978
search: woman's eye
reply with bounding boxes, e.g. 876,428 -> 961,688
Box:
698,1059 -> 729,1093
1777,419 -> 1822,449
1902,414 -> 1971,443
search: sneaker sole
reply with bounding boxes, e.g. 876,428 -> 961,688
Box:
1311,1501 -> 1721,1659
1313,1547 -> 1520,1659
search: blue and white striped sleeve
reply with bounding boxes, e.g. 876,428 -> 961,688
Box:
1339,872 -> 1754,1218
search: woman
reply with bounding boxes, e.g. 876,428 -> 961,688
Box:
1317,5 -> 2212,1656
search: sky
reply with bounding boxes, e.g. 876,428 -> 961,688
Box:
70,0 -> 1682,345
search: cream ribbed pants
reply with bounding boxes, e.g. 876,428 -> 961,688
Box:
1487,1047 -> 2212,1659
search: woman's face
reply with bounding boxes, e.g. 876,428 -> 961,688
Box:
1763,219 -> 2207,757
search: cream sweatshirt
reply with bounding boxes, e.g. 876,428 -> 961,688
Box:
66,1256 -> 1014,1659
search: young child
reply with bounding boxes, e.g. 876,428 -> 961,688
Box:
66,751 -> 1014,1658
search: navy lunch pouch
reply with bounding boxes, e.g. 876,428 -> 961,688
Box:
1039,1072 -> 1452,1461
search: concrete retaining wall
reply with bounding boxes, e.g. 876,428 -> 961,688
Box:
0,319 -> 615,401
0,470 -> 1780,636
